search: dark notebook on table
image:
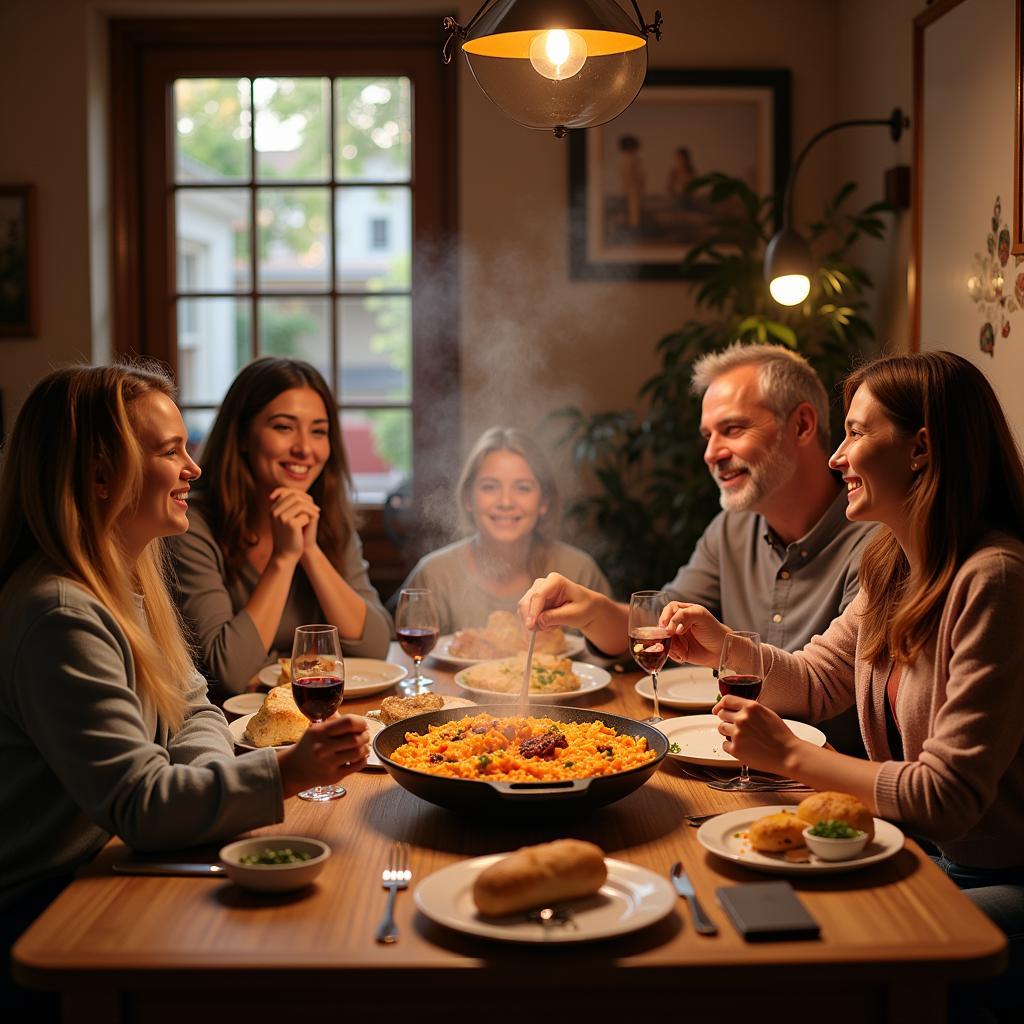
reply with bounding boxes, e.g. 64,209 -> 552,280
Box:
716,881 -> 821,942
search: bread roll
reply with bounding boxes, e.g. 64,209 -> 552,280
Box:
473,840 -> 607,917
748,811 -> 808,852
379,692 -> 445,725
797,791 -> 875,840
244,684 -> 308,747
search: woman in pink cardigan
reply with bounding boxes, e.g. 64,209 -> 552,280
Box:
663,351 -> 1024,1012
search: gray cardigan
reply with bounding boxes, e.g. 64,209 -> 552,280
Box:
0,567 -> 283,908
170,503 -> 393,694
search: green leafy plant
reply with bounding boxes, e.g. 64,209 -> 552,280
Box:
556,173 -> 889,596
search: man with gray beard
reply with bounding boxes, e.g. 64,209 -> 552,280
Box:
520,343 -> 874,755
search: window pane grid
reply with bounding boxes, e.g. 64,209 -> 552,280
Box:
173,74 -> 413,502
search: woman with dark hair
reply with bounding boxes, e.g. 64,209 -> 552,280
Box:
170,358 -> 391,695
399,426 -> 610,635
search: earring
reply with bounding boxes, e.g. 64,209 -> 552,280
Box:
911,460 -> 922,472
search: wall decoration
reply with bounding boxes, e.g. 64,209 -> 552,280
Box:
913,0 -> 1024,445
568,68 -> 790,280
967,196 -> 1022,355
0,184 -> 38,337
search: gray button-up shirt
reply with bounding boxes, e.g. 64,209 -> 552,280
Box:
663,488 -> 877,652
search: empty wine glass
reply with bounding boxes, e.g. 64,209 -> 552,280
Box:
628,590 -> 671,724
717,630 -> 765,790
291,624 -> 346,802
395,589 -> 439,695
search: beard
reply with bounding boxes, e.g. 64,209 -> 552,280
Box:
715,435 -> 797,513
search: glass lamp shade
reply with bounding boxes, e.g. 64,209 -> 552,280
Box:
764,227 -> 814,306
462,0 -> 648,132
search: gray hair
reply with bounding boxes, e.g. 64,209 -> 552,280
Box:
690,342 -> 831,452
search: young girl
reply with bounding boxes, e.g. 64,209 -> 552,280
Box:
400,427 -> 611,635
0,365 -> 369,960
170,358 -> 392,695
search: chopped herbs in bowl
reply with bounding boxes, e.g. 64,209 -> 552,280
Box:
220,835 -> 330,891
802,820 -> 869,861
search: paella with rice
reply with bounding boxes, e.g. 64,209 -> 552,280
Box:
389,712 -> 658,782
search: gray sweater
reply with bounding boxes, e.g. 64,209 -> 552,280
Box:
400,537 -> 612,635
170,503 -> 393,694
0,567 -> 283,908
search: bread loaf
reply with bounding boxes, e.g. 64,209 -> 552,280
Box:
748,811 -> 808,852
472,839 -> 607,917
244,684 -> 308,747
797,791 -> 875,840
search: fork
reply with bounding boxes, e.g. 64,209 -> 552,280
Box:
703,777 -> 811,793
375,841 -> 411,944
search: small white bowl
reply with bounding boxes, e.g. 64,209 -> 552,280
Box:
802,825 -> 869,861
219,836 -> 330,892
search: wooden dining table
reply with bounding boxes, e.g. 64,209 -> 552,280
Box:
13,643 -> 1006,1023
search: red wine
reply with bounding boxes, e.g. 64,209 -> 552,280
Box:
291,675 -> 344,722
397,627 -> 439,661
629,626 -> 671,675
718,674 -> 763,701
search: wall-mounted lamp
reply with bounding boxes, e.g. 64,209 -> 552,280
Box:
765,107 -> 909,305
443,1 -> 663,138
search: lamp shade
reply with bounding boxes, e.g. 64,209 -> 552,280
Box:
462,0 -> 648,133
764,227 -> 814,306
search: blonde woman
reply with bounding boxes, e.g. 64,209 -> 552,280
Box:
169,358 -> 392,695
0,365 -> 370,921
400,427 -> 611,635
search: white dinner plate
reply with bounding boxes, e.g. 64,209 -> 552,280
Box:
634,666 -> 720,710
696,805 -> 905,875
413,855 -> 675,943
222,692 -> 266,717
430,632 -> 586,667
229,713 -> 384,770
655,714 -> 826,767
257,658 -> 407,697
453,661 -> 612,703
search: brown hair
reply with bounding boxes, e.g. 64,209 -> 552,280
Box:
456,427 -> 562,577
195,357 -> 356,581
0,363 -> 196,730
847,351 -> 1024,663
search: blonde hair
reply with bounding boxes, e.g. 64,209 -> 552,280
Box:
846,351 -> 1024,664
456,427 -> 561,577
691,342 -> 831,451
0,364 -> 195,730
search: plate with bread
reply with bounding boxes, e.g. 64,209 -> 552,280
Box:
453,656 -> 611,702
696,793 -> 905,875
657,714 -> 826,767
258,657 -> 407,696
414,839 -> 675,942
431,611 -> 586,667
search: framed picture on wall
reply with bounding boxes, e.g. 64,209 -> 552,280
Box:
568,68 -> 790,280
0,184 -> 39,337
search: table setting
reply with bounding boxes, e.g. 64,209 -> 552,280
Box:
13,625 -> 1008,1023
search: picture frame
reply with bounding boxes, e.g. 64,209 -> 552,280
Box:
0,184 -> 39,337
569,68 -> 791,280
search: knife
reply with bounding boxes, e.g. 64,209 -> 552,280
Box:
671,861 -> 718,935
113,861 -> 225,877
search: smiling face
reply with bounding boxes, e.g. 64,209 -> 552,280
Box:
117,391 -> 201,560
468,450 -> 548,548
699,365 -> 797,513
829,385 -> 922,531
245,387 -> 330,496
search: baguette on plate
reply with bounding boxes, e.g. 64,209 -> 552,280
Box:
472,839 -> 607,917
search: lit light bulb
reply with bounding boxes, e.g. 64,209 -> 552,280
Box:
528,29 -> 588,81
769,274 -> 811,306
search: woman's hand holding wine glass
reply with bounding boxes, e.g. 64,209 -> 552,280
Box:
289,623 -> 348,802
713,630 -> 765,790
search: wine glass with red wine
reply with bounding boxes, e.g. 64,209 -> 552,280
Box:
717,630 -> 765,790
628,590 -> 672,724
395,588 -> 439,695
291,624 -> 346,802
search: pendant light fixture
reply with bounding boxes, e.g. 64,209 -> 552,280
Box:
443,1 -> 663,137
765,107 -> 908,305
